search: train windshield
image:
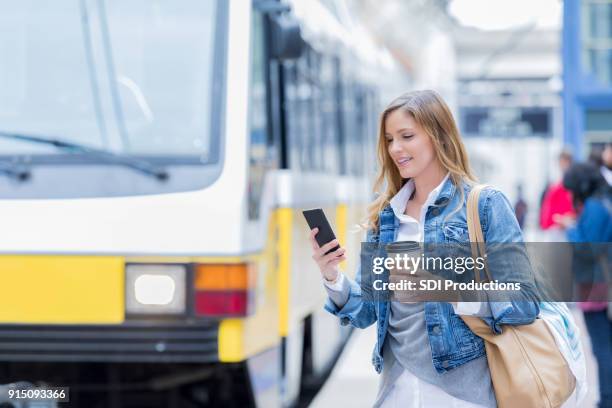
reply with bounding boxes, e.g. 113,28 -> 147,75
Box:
0,0 -> 224,162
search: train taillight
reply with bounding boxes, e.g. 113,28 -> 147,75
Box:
193,263 -> 256,317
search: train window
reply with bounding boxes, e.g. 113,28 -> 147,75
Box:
283,46 -> 342,175
320,55 -> 341,175
284,49 -> 314,172
354,86 -> 367,176
247,10 -> 272,220
105,0 -> 219,158
0,2 -> 104,154
0,0 -> 228,199
307,48 -> 325,172
365,89 -> 379,177
298,53 -> 315,171
341,79 -> 360,176
332,58 -> 347,175
283,61 -> 300,170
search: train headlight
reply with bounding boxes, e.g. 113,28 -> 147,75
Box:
135,275 -> 175,305
125,265 -> 186,314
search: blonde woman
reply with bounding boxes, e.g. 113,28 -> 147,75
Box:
309,90 -> 541,407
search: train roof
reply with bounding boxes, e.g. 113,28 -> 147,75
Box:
288,0 -> 402,84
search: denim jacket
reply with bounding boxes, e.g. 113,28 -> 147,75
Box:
323,178 -> 541,374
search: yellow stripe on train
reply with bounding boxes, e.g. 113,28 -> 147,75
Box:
0,255 -> 125,324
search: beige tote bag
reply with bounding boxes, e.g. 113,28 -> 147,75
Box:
460,185 -> 576,408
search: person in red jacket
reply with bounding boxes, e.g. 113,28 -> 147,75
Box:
540,150 -> 575,230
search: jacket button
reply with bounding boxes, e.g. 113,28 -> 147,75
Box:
430,208 -> 440,216
340,317 -> 349,326
432,325 -> 441,335
442,360 -> 450,368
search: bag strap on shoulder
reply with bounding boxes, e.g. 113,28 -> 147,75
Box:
467,184 -> 493,282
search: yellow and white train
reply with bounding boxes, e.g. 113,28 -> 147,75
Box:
0,0 -> 407,406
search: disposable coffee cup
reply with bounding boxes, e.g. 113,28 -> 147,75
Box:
385,241 -> 421,275
385,241 -> 421,253
384,241 -> 422,302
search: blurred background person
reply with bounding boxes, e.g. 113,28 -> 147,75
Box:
588,146 -> 604,169
560,162 -> 612,408
601,143 -> 612,187
540,150 -> 576,237
514,183 -> 528,229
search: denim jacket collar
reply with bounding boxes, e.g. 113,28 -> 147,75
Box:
434,175 -> 457,206
381,176 -> 457,217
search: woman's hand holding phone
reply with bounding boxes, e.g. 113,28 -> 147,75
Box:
309,228 -> 346,282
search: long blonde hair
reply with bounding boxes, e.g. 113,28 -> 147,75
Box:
366,90 -> 477,232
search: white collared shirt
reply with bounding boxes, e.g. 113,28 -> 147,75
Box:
389,173 -> 450,242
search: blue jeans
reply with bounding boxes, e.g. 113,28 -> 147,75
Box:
583,310 -> 612,408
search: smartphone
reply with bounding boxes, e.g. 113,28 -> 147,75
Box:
302,208 -> 340,255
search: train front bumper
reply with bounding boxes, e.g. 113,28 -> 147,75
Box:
0,321 -> 220,363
